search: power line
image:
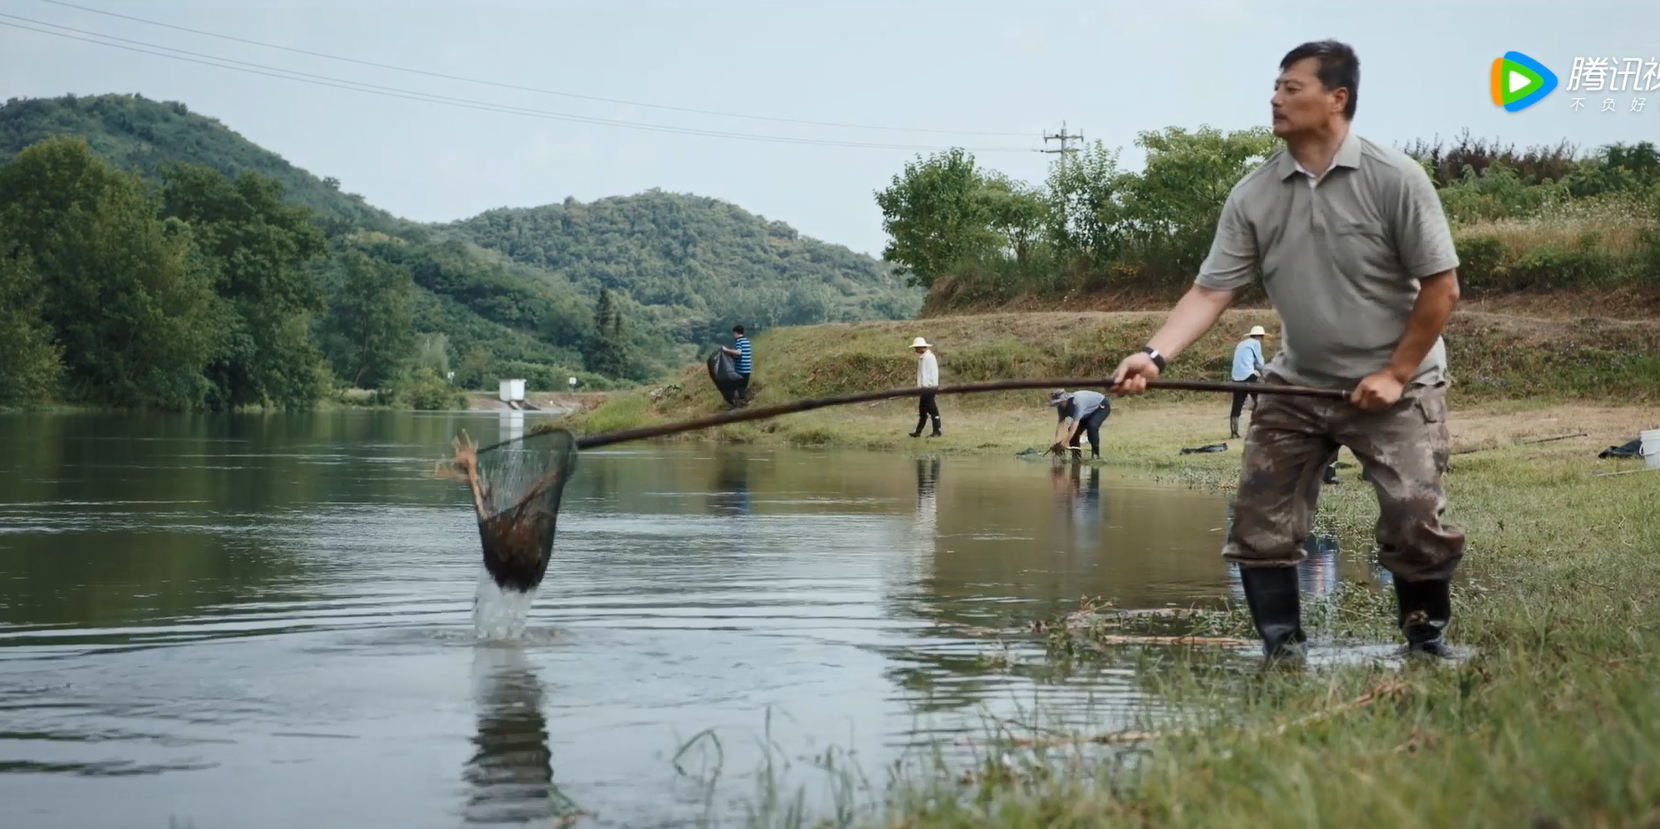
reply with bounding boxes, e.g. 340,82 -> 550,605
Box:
0,14 -> 1037,153
36,0 -> 1032,138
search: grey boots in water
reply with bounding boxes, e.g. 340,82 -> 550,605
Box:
1238,564 -> 1454,661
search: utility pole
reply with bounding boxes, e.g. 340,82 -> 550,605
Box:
1040,121 -> 1084,158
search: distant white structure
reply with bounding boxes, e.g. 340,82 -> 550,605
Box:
498,378 -> 526,403
568,376 -> 578,389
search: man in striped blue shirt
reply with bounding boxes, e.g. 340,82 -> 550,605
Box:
720,325 -> 753,406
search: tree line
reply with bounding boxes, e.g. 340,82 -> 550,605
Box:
875,127 -> 1660,308
0,136 -> 625,410
0,94 -> 931,411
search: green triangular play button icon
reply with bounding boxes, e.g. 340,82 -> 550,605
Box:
1506,63 -> 1543,99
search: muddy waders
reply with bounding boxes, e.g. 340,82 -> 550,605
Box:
1238,564 -> 1307,660
1394,577 -> 1454,658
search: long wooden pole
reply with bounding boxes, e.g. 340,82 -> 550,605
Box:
567,377 -> 1350,451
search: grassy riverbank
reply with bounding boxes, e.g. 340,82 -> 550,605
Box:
556,309 -> 1659,454
548,311 -> 1660,828
694,403 -> 1657,829
852,419 -> 1660,828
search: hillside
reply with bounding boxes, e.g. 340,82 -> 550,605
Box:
447,192 -> 921,348
0,93 -> 921,394
562,310 -> 1660,449
0,93 -> 400,235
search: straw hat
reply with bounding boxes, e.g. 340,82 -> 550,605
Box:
1248,325 -> 1267,337
910,337 -> 931,349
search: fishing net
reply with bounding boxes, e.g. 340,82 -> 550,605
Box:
436,428 -> 578,593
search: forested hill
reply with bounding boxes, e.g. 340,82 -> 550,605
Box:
449,193 -> 920,347
0,93 -> 400,235
0,93 -> 921,409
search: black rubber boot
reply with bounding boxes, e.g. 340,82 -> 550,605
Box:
928,416 -> 942,438
1229,416 -> 1241,439
1394,577 -> 1455,658
1238,565 -> 1307,660
1323,464 -> 1340,485
910,414 -> 926,438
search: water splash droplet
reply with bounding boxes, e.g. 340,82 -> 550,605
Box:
472,568 -> 536,641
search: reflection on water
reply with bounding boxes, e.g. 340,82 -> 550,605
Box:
709,449 -> 752,516
1223,532 -> 1345,601
913,454 -> 939,537
499,410 -> 525,444
461,645 -> 577,826
0,411 -> 1385,828
1216,502 -> 1388,603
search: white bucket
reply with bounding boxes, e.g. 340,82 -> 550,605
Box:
1643,429 -> 1660,470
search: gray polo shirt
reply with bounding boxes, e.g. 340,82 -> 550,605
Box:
1194,129 -> 1459,389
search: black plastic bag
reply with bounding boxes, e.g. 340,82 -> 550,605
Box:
1599,437 -> 1643,459
707,350 -> 742,405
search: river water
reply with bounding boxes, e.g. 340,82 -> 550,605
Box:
0,410 -> 1372,828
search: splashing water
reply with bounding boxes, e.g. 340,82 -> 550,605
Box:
472,568 -> 538,641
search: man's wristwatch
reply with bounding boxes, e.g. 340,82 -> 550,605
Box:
1141,346 -> 1166,371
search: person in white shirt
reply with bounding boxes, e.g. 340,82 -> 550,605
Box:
909,337 -> 941,438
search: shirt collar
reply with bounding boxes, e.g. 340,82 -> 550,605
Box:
1278,127 -> 1360,182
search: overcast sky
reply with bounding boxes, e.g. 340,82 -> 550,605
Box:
4,0 -> 1657,256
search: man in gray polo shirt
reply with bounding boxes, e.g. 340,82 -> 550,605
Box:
1108,40 -> 1465,661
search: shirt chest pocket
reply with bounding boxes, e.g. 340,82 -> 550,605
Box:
1331,220 -> 1397,279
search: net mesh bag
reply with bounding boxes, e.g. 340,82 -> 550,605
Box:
436,428 -> 579,593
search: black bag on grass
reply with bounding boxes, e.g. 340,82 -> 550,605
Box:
707,350 -> 743,405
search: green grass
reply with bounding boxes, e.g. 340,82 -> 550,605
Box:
856,448 -> 1660,828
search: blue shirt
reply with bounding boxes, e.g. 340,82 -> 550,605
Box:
734,336 -> 752,374
1231,338 -> 1264,381
1058,390 -> 1106,422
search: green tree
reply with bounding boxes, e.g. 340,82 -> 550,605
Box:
980,172 -> 1051,266
1044,141 -> 1128,265
1564,141 -> 1660,198
873,148 -> 1005,288
1115,126 -> 1280,283
321,249 -> 415,389
0,137 -> 224,410
413,332 -> 451,377
455,343 -> 495,390
160,163 -> 330,410
581,288 -> 633,379
0,251 -> 63,405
